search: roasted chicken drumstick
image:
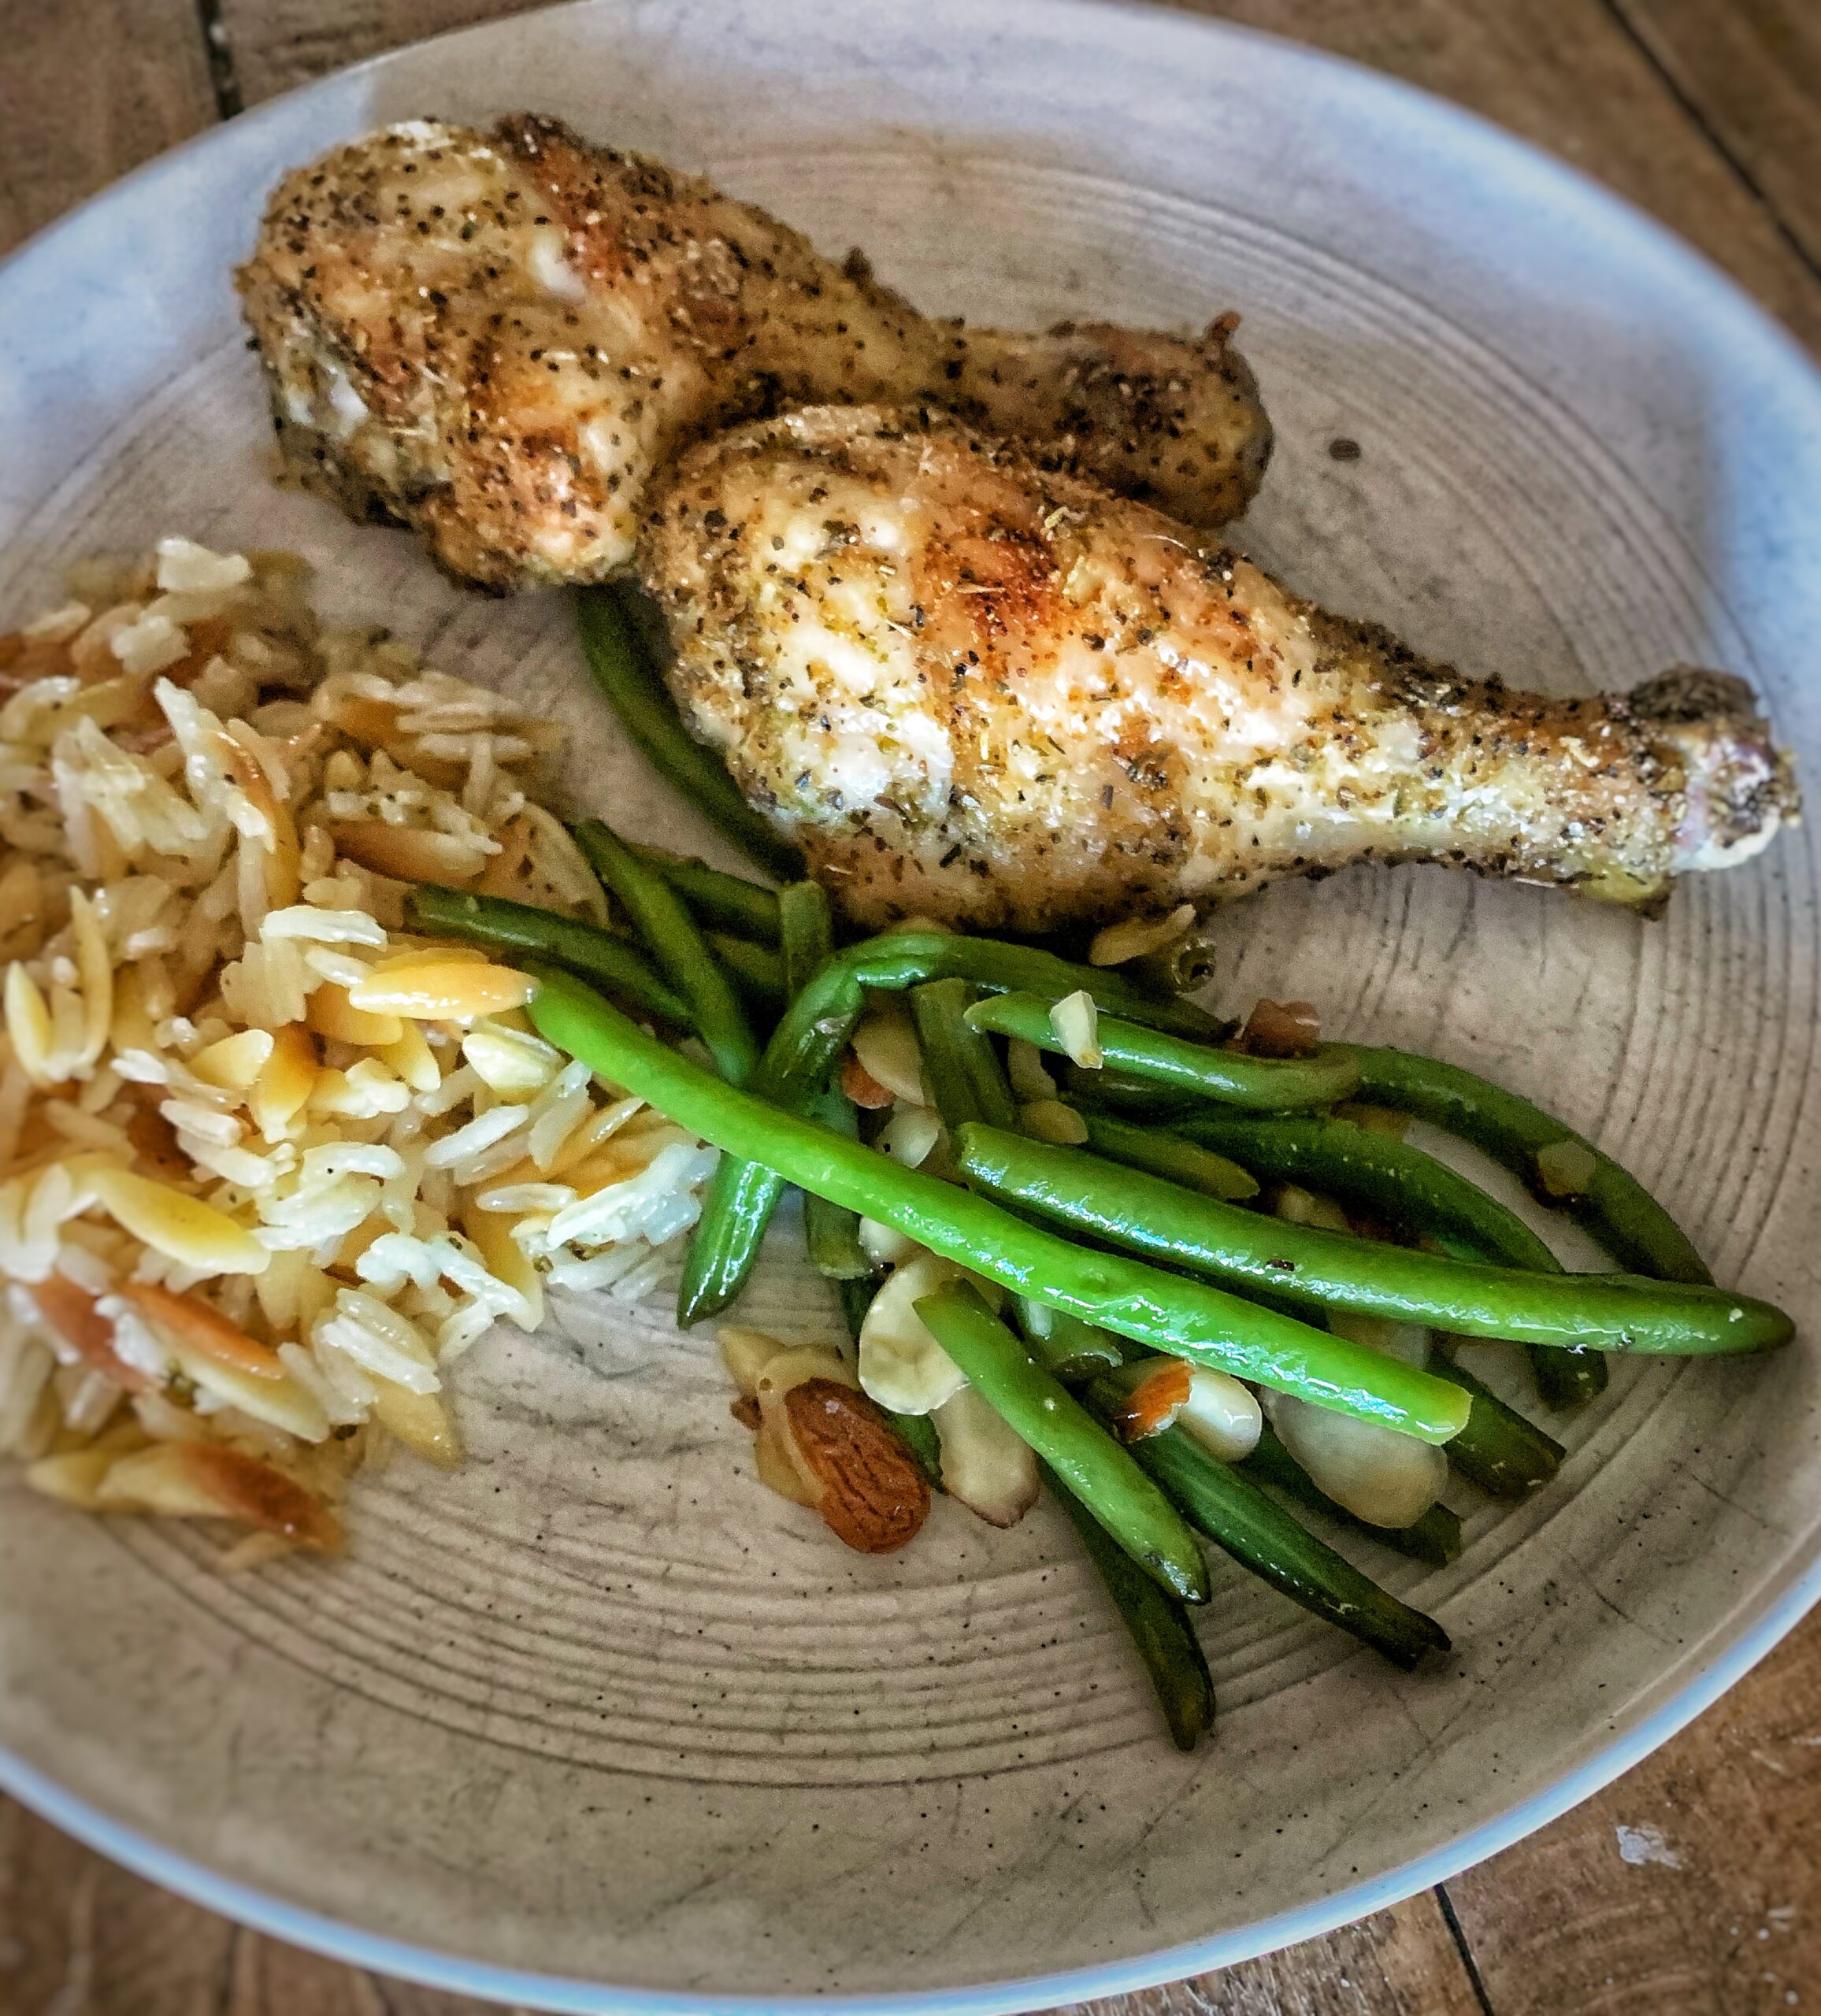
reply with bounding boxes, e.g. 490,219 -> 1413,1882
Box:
237,116 -> 1270,591
640,406 -> 1797,933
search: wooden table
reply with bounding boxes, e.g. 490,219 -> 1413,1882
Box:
2,2 -> 1819,2009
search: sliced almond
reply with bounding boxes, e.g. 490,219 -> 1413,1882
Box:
754,1416 -> 820,1506
931,1384 -> 1039,1528
719,1325 -> 788,1402
857,1251 -> 986,1416
849,1005 -> 929,1106
840,1050 -> 896,1110
1176,1366 -> 1263,1462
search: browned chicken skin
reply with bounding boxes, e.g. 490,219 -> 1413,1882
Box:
640,407 -> 1797,933
236,117 -> 1271,591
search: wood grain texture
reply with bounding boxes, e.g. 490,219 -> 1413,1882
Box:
0,2 -> 1817,2014
1614,0 -> 1821,272
1450,1606 -> 1821,2016
0,0 -> 217,257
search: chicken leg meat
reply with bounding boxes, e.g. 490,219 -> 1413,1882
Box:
237,116 -> 1270,591
640,406 -> 1797,933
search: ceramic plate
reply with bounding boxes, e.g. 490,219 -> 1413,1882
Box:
2,2 -> 1819,2007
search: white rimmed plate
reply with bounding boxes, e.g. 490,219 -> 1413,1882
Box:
2,2 -> 1819,2008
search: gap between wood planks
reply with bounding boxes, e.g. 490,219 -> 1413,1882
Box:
1595,0 -> 1821,284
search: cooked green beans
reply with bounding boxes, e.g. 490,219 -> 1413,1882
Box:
576,587 -> 804,880
403,885 -> 690,1026
915,1280 -> 1209,1603
629,843 -> 782,943
675,964 -> 868,1325
1430,1348 -> 1566,1498
966,991 -> 1359,1109
953,1124 -> 1792,1357
803,1089 -> 871,1280
1181,1106 -> 1609,1408
847,936 -> 1223,1040
707,932 -> 785,1015
778,881 -> 834,995
1015,1299 -> 1128,1382
1078,1109 -> 1258,1203
574,820 -> 759,1088
1332,1043 -> 1710,1285
911,979 -> 1020,1132
1090,1395 -> 1451,1669
1043,1461 -> 1215,1751
1238,1422 -> 1462,1569
527,967 -> 1471,1441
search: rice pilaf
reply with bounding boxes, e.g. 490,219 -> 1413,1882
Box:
0,539 -> 715,1558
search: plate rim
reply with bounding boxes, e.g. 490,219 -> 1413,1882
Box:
2,0 -> 1819,2007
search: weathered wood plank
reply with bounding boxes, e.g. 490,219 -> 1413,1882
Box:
0,0 -> 218,258
1448,1606 -> 1821,2016
1058,1893 -> 1486,2015
1612,0 -> 1821,272
219,0 -> 557,104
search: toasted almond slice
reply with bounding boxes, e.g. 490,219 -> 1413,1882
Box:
189,1028 -> 276,1091
29,1276 -> 148,1392
840,1051 -> 896,1110
117,1280 -> 284,1378
86,1166 -> 269,1275
307,980 -> 405,1047
931,1384 -> 1039,1529
96,1441 -> 343,1549
754,1416 -> 820,1506
349,951 -> 533,1021
719,1325 -> 788,1402
850,1005 -> 929,1106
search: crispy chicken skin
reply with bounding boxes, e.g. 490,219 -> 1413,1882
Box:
640,406 -> 1798,933
236,116 -> 1271,592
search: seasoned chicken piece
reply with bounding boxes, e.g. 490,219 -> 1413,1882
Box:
640,407 -> 1797,933
236,116 -> 1270,591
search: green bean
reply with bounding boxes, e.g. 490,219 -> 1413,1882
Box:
1043,1459 -> 1215,1751
1078,1109 -> 1258,1203
965,991 -> 1359,1110
705,932 -> 785,1016
1428,1346 -> 1565,1498
953,1124 -> 1792,1357
675,964 -> 868,1325
403,884 -> 690,1026
1237,1421 -> 1462,1569
1063,1065 -> 1207,1121
803,1088 -> 871,1280
915,1280 -> 1209,1603
627,843 -> 782,943
1014,1298 -> 1129,1382
844,935 -> 1224,1040
778,880 -> 834,995
910,979 -> 1021,1133
527,966 -> 1472,1440
573,820 -> 759,1088
1089,1395 -> 1451,1669
1181,1107 -> 1610,1408
576,587 -> 804,880
1332,1043 -> 1710,1285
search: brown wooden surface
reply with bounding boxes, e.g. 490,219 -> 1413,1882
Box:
1,2 -> 1818,2010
